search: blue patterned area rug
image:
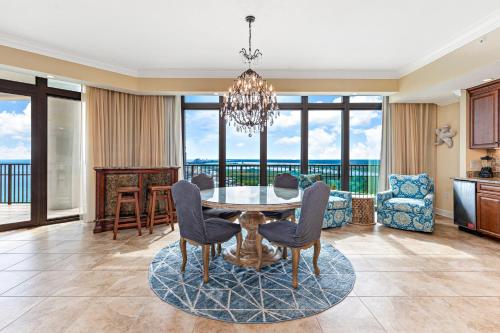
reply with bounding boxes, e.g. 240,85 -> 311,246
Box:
149,240 -> 355,323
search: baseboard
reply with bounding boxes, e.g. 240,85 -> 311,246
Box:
434,208 -> 453,219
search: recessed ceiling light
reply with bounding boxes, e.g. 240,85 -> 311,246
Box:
483,78 -> 495,83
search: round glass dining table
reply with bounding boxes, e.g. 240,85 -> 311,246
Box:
200,185 -> 303,268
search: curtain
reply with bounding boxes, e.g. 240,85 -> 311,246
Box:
378,96 -> 392,191
83,87 -> 181,222
165,96 -> 184,178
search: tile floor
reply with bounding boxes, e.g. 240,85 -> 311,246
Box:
0,216 -> 498,332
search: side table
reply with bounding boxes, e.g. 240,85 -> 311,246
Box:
351,195 -> 375,225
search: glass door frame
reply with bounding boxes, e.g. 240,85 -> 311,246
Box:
0,77 -> 81,231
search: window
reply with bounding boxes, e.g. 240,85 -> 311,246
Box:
308,110 -> 342,190
349,110 -> 382,194
267,110 -> 301,184
48,79 -> 82,92
184,110 -> 219,183
181,94 -> 382,193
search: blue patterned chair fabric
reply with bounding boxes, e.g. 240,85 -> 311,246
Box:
376,173 -> 434,233
295,190 -> 353,229
298,174 -> 322,189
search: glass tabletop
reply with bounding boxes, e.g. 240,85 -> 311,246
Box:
200,186 -> 303,211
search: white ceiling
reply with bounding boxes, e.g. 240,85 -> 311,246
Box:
1,0 -> 500,78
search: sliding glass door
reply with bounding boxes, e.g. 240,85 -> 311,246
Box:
0,93 -> 33,227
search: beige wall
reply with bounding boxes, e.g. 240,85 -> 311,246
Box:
435,103 -> 460,214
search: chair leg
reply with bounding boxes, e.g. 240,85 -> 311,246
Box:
291,210 -> 296,223
211,244 -> 216,258
292,248 -> 300,289
149,191 -> 157,234
202,244 -> 210,283
235,233 -> 242,263
134,192 -> 142,236
217,243 -> 222,255
113,193 -> 122,240
180,238 -> 187,272
256,233 -> 263,271
282,246 -> 288,259
313,240 -> 321,275
146,192 -> 152,231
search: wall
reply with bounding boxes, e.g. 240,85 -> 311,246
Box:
435,102 -> 460,216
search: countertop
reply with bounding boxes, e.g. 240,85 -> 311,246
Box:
452,176 -> 500,184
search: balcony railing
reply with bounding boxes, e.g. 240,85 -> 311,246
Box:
184,163 -> 379,196
0,163 -> 31,204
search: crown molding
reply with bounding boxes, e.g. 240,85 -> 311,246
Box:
398,9 -> 500,77
0,33 -> 139,77
137,68 -> 399,79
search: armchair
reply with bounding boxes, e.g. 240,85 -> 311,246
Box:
295,190 -> 352,228
376,173 -> 434,233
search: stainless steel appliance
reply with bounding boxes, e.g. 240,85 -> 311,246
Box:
453,179 -> 476,230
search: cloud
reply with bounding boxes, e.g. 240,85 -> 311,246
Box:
269,111 -> 301,129
309,111 -> 341,126
0,143 -> 31,160
275,136 -> 300,145
0,102 -> 31,139
308,127 -> 341,159
350,110 -> 381,127
350,125 -> 382,159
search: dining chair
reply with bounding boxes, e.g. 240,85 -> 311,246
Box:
261,173 -> 298,222
191,173 -> 241,256
256,181 -> 330,288
172,180 -> 242,283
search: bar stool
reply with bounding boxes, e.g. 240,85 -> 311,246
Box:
147,185 -> 176,234
113,186 -> 142,240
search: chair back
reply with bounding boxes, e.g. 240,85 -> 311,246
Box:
172,180 -> 206,244
388,173 -> 433,199
191,173 -> 215,191
295,181 -> 330,245
274,173 -> 299,189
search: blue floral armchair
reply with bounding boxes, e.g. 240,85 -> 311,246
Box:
376,173 -> 434,233
295,190 -> 352,229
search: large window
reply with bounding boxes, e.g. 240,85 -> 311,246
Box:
308,110 -> 343,190
182,95 -> 382,195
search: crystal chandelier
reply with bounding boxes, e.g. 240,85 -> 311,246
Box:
221,15 -> 279,137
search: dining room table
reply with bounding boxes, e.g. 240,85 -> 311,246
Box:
200,185 -> 303,268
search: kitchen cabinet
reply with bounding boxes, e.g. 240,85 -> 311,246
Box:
468,81 -> 500,149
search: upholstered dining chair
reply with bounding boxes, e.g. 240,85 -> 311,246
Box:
256,181 -> 330,288
261,173 -> 299,222
191,173 -> 241,256
172,180 -> 242,283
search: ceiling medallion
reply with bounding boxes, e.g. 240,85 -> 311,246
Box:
221,15 -> 279,137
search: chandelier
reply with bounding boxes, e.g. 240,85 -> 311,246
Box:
221,15 -> 279,136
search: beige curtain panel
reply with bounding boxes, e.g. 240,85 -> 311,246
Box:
388,103 -> 437,178
87,87 -> 167,167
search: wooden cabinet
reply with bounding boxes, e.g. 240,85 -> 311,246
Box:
476,181 -> 500,239
468,81 -> 500,149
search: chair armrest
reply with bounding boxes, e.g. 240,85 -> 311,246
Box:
329,190 -> 352,202
424,193 -> 434,208
376,190 -> 393,210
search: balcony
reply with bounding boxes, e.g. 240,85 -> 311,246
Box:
184,162 -> 380,196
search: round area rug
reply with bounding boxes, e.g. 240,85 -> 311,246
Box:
149,239 -> 355,323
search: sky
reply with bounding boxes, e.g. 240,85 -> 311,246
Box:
0,99 -> 31,161
185,95 -> 382,161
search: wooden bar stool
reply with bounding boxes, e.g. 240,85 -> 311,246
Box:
147,185 -> 176,234
113,186 -> 142,240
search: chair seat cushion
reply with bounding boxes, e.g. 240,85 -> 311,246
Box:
205,218 -> 241,243
202,208 -> 241,220
327,196 -> 348,210
258,220 -> 300,248
383,197 -> 426,214
261,209 -> 295,220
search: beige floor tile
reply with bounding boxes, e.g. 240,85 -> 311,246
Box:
6,253 -> 72,270
5,240 -> 65,254
48,253 -> 106,271
0,241 -> 29,253
425,271 -> 500,296
0,297 -> 45,330
0,271 -> 40,294
2,271 -> 80,296
317,297 -> 385,332
0,253 -> 34,270
0,297 -> 92,333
